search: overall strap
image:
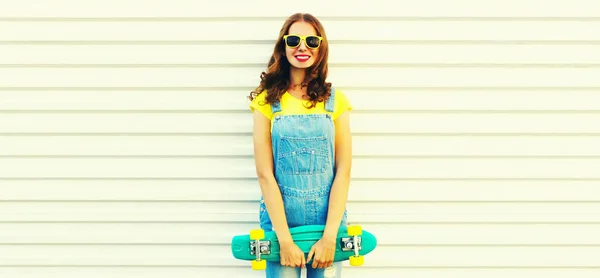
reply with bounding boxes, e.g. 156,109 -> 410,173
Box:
324,86 -> 336,113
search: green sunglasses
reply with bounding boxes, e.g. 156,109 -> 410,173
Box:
283,34 -> 323,49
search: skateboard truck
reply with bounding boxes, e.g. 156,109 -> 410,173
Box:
249,229 -> 268,270
341,235 -> 362,253
250,240 -> 271,256
345,225 -> 365,266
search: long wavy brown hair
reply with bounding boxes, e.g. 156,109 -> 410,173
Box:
248,13 -> 331,109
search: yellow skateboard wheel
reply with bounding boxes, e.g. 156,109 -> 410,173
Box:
349,255 -> 364,266
347,225 -> 362,236
249,229 -> 264,240
252,259 -> 267,270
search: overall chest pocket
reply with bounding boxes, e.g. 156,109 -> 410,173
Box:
276,136 -> 331,175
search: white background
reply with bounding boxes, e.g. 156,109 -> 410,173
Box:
1,0 -> 600,277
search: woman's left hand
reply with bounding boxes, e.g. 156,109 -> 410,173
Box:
306,236 -> 337,268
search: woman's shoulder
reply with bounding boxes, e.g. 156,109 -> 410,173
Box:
329,85 -> 349,99
331,88 -> 352,119
250,89 -> 268,104
249,90 -> 274,119
332,88 -> 350,102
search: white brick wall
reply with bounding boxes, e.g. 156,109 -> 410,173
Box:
1,0 -> 600,277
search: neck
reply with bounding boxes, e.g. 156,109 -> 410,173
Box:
289,67 -> 306,89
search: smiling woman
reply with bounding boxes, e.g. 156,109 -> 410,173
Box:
249,13 -> 335,110
246,13 -> 353,278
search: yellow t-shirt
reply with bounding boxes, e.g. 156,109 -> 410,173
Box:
249,90 -> 352,124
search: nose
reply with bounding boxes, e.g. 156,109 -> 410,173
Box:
297,40 -> 308,51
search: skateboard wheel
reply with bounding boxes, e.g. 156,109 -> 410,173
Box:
347,225 -> 362,236
249,229 -> 265,240
349,255 -> 364,266
252,259 -> 267,270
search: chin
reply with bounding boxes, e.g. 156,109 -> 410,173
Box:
292,64 -> 312,69
289,60 -> 315,69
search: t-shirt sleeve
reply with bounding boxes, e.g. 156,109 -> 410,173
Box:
332,89 -> 353,120
249,91 -> 273,120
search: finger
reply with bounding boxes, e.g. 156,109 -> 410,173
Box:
326,254 -> 333,267
306,247 -> 315,264
327,253 -> 334,267
316,257 -> 324,269
324,258 -> 332,268
319,260 -> 326,269
316,255 -> 325,269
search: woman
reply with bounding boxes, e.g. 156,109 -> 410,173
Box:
248,13 -> 353,278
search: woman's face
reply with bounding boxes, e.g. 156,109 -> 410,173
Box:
284,21 -> 321,69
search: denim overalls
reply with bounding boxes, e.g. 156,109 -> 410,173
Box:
258,88 -> 347,278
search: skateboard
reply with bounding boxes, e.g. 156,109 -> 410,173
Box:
231,224 -> 377,270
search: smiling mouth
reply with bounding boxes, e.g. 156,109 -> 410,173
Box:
295,55 -> 310,61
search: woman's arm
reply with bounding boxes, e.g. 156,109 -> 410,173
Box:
323,111 -> 352,239
252,110 -> 294,245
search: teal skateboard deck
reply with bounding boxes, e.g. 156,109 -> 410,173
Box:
231,224 -> 377,270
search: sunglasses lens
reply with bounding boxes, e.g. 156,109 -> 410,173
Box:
305,36 -> 320,48
286,36 -> 301,47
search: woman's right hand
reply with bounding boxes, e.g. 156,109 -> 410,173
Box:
279,241 -> 306,268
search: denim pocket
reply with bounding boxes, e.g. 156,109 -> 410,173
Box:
276,136 -> 330,175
